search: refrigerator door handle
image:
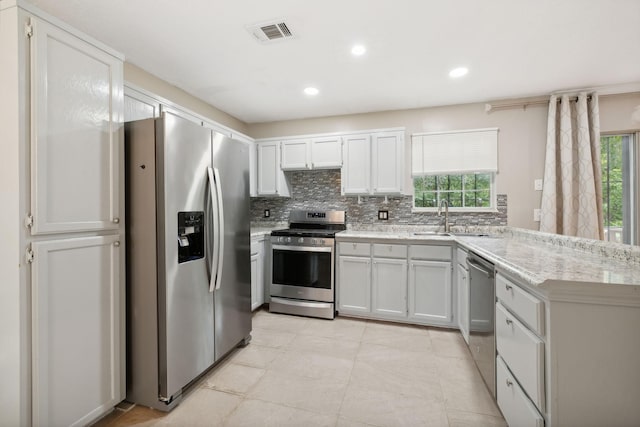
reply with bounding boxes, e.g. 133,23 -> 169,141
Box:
212,167 -> 225,291
207,167 -> 220,293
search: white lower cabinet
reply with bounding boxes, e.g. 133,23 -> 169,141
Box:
495,272 -> 545,426
251,236 -> 266,310
337,240 -> 453,326
497,356 -> 545,427
408,260 -> 451,324
31,235 -> 122,427
372,258 -> 407,319
338,255 -> 371,314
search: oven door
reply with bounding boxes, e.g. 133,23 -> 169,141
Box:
271,244 -> 334,303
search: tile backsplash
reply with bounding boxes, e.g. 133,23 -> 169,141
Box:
250,170 -> 507,228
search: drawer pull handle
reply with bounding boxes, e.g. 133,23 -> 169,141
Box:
506,318 -> 513,325
506,379 -> 513,387
505,284 -> 512,291
353,243 -> 357,249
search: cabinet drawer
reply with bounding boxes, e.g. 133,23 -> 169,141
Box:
409,245 -> 451,261
339,242 -> 371,257
496,273 -> 544,336
373,243 -> 407,259
456,247 -> 468,266
496,356 -> 544,427
496,302 -> 545,412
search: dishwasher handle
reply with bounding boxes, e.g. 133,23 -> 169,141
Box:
466,257 -> 494,279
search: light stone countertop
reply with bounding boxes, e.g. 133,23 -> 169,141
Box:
336,228 -> 640,289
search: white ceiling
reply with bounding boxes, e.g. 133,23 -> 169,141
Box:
29,0 -> 640,123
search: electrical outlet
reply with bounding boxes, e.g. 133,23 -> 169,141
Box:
534,179 -> 543,191
533,208 -> 541,222
264,209 -> 270,218
378,210 -> 389,220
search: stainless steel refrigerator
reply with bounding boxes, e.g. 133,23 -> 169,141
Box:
125,112 -> 251,411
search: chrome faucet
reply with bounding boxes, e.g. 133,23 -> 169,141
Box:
437,199 -> 450,233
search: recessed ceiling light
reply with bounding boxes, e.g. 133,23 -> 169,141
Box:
351,44 -> 366,56
304,87 -> 319,96
449,67 -> 469,78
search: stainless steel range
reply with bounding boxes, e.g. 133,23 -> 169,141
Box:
269,210 -> 346,319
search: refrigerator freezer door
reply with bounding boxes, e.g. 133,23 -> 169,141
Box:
211,132 -> 252,361
156,113 -> 215,401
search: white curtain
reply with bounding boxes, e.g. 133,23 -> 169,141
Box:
539,93 -> 604,240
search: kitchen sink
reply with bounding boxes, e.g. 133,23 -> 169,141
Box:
452,232 -> 492,237
412,231 -> 451,236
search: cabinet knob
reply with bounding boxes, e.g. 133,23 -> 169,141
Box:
114,241 -> 120,247
353,243 -> 357,249
506,379 -> 513,387
505,284 -> 512,291
505,318 -> 513,325
113,217 -> 120,224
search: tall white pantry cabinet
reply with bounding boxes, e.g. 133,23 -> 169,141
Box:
0,1 -> 125,426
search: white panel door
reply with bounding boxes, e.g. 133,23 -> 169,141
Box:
257,142 -> 279,195
372,258 -> 407,319
408,260 -> 452,324
341,134 -> 371,195
30,18 -> 123,235
281,139 -> 310,170
372,131 -> 404,194
311,136 -> 342,168
31,235 -> 121,427
338,256 -> 371,314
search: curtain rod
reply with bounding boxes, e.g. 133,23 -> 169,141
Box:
485,95 -> 593,113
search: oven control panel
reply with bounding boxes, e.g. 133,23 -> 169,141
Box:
271,236 -> 334,247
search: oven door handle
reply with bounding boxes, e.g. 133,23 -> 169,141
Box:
272,244 -> 333,253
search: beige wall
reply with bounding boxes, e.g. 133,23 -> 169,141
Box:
124,62 -> 250,135
248,92 -> 640,230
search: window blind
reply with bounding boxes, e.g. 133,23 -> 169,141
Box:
411,128 -> 498,175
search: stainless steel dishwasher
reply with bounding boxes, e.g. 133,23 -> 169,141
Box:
466,251 -> 496,397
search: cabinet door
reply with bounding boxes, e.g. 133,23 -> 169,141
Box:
281,139 -> 310,170
408,260 -> 452,325
31,235 -> 122,427
372,131 -> 404,194
372,258 -> 407,319
338,256 -> 371,314
311,136 -> 342,168
257,142 -> 280,195
457,264 -> 469,343
342,134 -> 371,195
30,18 -> 123,235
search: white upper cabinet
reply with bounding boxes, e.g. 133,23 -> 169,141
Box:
342,130 -> 404,196
124,86 -> 160,121
257,141 -> 291,197
280,136 -> 342,170
281,138 -> 311,170
30,17 -> 123,235
342,134 -> 371,195
372,131 -> 404,194
310,136 -> 342,169
249,142 -> 257,196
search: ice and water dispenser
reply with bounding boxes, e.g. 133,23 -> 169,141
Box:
177,211 -> 205,263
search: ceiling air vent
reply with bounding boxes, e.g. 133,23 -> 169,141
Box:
246,20 -> 295,43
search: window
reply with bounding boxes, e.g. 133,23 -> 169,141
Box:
413,173 -> 495,209
601,133 -> 637,245
411,128 -> 498,211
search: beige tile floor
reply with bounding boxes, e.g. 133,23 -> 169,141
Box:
96,309 -> 506,427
